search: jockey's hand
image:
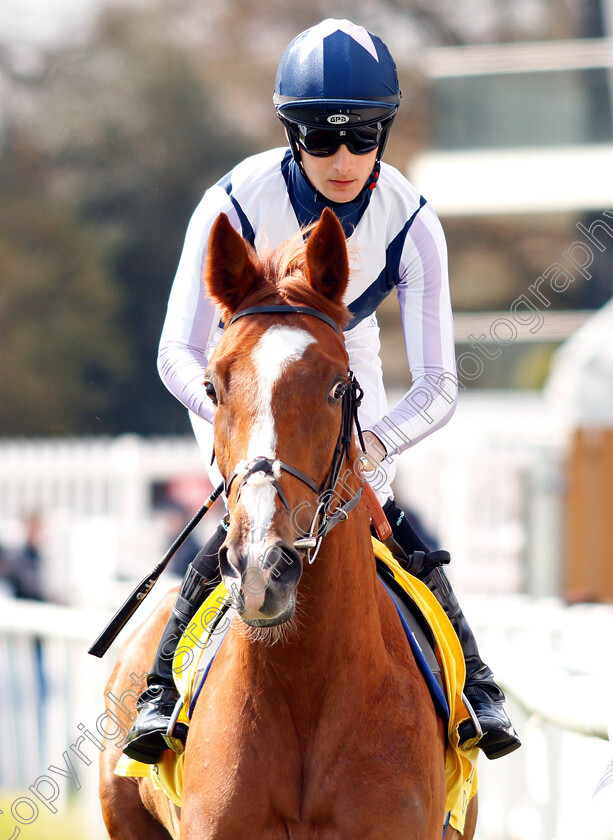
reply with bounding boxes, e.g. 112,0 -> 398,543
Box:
359,431 -> 388,472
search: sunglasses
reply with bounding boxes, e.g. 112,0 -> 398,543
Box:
288,122 -> 383,157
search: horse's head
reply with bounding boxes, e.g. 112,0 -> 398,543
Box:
203,208 -> 360,628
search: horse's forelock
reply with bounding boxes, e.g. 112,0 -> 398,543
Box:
233,230 -> 349,330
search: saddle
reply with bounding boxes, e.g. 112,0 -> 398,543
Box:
115,541 -> 479,833
377,557 -> 448,719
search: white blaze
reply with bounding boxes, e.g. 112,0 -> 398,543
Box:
247,325 -> 315,459
238,326 -> 315,611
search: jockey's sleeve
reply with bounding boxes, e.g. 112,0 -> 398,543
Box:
369,202 -> 458,457
157,186 -> 239,423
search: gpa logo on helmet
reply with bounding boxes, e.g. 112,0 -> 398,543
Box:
327,114 -> 350,125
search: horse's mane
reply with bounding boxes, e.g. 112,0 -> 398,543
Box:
231,228 -> 350,330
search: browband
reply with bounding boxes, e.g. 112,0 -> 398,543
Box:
228,304 -> 342,338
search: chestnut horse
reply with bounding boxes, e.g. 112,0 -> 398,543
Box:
99,208 -> 477,840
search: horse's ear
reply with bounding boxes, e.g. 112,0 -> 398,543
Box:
305,207 -> 349,305
204,214 -> 259,319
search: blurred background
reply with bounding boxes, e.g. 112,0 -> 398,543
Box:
0,0 -> 612,837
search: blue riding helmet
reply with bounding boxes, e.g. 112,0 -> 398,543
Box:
274,19 -> 401,166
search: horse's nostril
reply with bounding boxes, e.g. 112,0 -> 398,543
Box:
264,543 -> 295,573
218,544 -> 240,580
264,542 -> 302,581
262,544 -> 282,569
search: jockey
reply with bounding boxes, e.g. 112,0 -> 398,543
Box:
124,19 -> 521,764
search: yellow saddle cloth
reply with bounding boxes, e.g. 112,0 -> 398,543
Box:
115,539 -> 479,833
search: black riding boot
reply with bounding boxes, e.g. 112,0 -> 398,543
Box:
419,564 -> 521,759
122,520 -> 227,764
382,499 -> 521,760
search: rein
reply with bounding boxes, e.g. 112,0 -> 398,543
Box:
224,303 -> 365,563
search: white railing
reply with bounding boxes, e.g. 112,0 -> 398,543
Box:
0,435 -> 216,608
0,586 -> 178,840
464,594 -> 613,840
393,390 -> 570,598
0,393 -> 570,607
0,599 -> 114,840
0,435 -> 201,520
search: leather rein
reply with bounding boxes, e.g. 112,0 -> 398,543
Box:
223,304 -> 365,563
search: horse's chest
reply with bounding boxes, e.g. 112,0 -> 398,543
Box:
184,649 -> 444,839
184,713 -> 439,840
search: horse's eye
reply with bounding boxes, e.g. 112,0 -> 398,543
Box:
329,381 -> 347,402
204,381 -> 218,405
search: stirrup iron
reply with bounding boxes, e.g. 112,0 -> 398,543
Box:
163,694 -> 187,754
458,692 -> 484,747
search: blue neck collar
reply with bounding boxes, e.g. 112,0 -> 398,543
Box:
283,154 -> 376,237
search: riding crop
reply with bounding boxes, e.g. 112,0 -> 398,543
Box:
88,481 -> 224,658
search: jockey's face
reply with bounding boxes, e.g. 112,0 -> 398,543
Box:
300,146 -> 378,204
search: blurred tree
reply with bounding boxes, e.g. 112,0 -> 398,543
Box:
33,6 -> 254,433
0,4 -> 253,434
0,128 -> 129,434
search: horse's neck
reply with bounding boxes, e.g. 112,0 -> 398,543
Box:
232,503 -> 385,692
303,512 -> 378,629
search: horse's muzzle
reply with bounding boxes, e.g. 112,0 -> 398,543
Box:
219,539 -> 303,625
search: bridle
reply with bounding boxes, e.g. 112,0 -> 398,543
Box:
222,304 -> 365,563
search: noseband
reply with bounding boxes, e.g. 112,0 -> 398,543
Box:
223,304 -> 365,563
